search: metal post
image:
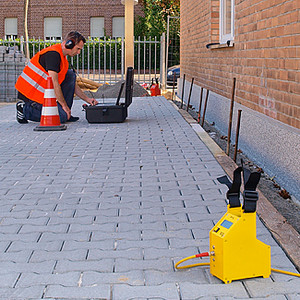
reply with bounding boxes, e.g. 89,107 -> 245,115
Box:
166,15 -> 170,79
160,33 -> 166,91
226,77 -> 236,156
93,40 -> 96,82
186,77 -> 194,112
121,37 -> 124,81
20,36 -> 24,54
172,72 -> 176,101
149,36 -> 151,82
154,36 -> 157,79
98,39 -> 101,83
233,109 -> 242,162
104,36 -> 106,83
87,39 -> 90,79
180,74 -> 185,109
144,36 -> 146,83
137,36 -> 140,83
197,87 -> 203,123
201,89 -> 209,127
109,38 -> 112,82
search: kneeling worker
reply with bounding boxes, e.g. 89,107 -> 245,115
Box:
15,31 -> 98,124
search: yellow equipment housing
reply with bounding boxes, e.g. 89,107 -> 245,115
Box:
209,205 -> 271,284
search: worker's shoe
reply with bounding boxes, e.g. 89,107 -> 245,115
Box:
68,115 -> 79,122
16,100 -> 28,124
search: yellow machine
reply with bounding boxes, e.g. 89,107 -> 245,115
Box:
209,205 -> 270,284
175,164 -> 300,283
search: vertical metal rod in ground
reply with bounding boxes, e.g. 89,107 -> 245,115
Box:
233,109 -> 242,162
201,89 -> 209,127
197,87 -> 204,123
226,77 -> 236,156
137,36 -> 140,83
172,72 -> 176,101
121,38 -> 124,81
180,74 -> 186,109
186,77 -> 194,112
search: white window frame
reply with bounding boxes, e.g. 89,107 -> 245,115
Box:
5,18 -> 18,39
90,17 -> 105,38
220,0 -> 234,44
44,17 -> 62,40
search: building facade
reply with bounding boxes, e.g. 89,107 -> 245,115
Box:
180,0 -> 300,199
0,0 -> 144,39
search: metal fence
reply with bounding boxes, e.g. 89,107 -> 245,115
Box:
0,36 -> 163,85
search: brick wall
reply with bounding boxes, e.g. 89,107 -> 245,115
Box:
181,0 -> 300,129
0,0 -> 144,39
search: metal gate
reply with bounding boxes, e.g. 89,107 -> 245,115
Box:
1,36 -> 162,84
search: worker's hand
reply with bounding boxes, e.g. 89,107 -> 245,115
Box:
86,98 -> 98,106
62,105 -> 71,120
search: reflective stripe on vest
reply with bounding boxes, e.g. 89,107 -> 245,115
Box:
15,44 -> 69,104
19,68 -> 46,94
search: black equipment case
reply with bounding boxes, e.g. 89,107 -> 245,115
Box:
83,67 -> 134,123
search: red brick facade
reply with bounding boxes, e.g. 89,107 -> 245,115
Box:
181,0 -> 300,129
0,0 -> 144,39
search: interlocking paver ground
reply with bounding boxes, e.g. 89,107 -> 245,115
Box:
0,97 -> 299,299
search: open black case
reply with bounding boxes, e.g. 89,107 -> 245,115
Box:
83,67 -> 134,123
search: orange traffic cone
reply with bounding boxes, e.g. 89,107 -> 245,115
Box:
34,76 -> 67,131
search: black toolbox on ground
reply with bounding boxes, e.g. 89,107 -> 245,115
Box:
83,67 -> 134,123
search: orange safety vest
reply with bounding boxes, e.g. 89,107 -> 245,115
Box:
15,44 -> 69,104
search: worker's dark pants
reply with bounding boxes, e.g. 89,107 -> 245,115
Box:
23,70 -> 76,124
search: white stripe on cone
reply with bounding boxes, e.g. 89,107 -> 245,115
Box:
41,106 -> 59,116
44,89 -> 56,99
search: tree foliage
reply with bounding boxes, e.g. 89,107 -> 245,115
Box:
135,0 -> 180,37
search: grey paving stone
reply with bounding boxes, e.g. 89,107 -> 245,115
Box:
88,249 -> 143,260
92,230 -> 141,241
8,240 -> 63,252
145,269 -> 209,285
0,250 -> 33,263
38,231 -> 90,242
143,247 -> 199,260
115,257 -> 174,272
245,278 -> 300,298
0,273 -> 20,288
63,240 -> 115,251
30,249 -> 88,263
169,237 -> 209,249
69,222 -> 117,233
0,286 -> 45,299
82,270 -> 145,286
116,238 -> 169,250
54,259 -> 114,273
166,220 -> 214,232
0,261 -> 56,274
179,282 -> 249,299
44,284 -> 111,299
112,283 -> 180,300
16,272 -> 81,288
18,223 -> 69,234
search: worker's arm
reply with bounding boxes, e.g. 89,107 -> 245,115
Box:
74,82 -> 98,105
48,70 -> 71,120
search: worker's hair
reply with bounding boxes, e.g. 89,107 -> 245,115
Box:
64,31 -> 86,44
